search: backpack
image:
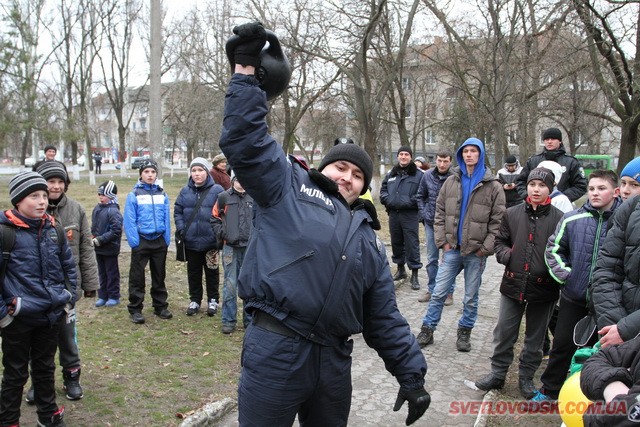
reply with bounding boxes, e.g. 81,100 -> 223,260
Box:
0,222 -> 67,286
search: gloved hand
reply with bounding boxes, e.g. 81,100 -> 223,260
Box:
232,22 -> 267,68
84,290 -> 96,298
92,237 -> 100,247
393,387 -> 431,426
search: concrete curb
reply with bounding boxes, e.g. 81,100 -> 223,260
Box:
179,397 -> 236,427
474,390 -> 496,427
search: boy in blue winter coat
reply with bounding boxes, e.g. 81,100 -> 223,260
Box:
0,171 -> 77,427
532,169 -> 621,401
124,159 -> 172,324
91,181 -> 123,307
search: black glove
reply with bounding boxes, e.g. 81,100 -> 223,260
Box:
84,290 -> 96,298
232,22 -> 267,68
393,387 -> 430,426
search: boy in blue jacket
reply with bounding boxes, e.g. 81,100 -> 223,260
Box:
533,169 -> 621,401
0,171 -> 77,427
124,159 -> 172,324
92,181 -> 123,307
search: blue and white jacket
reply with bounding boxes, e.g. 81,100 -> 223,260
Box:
219,74 -> 426,390
123,181 -> 170,248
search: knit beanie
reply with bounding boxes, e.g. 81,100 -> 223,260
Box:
190,157 -> 211,172
505,155 -> 517,165
36,160 -> 68,182
537,160 -> 563,185
9,171 -> 49,206
139,158 -> 158,175
318,144 -> 373,195
542,127 -> 562,141
397,146 -> 413,157
621,157 -> 640,183
527,167 -> 555,193
212,154 -> 226,166
97,181 -> 118,199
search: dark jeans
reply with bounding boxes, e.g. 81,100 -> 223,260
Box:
540,297 -> 593,396
0,318 -> 61,425
97,254 -> 121,300
127,236 -> 169,313
388,210 -> 422,270
186,248 -> 219,305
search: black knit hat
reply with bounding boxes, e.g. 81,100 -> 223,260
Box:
9,171 -> 48,206
397,146 -> 413,157
98,181 -> 118,199
542,127 -> 562,142
37,160 -> 68,182
505,155 -> 517,165
527,167 -> 555,194
139,158 -> 158,175
318,144 -> 373,195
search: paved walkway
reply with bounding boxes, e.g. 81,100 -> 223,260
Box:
214,250 -> 504,427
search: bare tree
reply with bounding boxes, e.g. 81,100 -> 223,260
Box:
94,0 -> 145,164
572,0 -> 640,171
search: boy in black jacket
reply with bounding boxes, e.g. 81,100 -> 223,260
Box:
474,168 -> 564,399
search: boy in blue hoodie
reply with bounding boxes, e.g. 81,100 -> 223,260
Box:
124,159 -> 172,324
416,138 -> 505,352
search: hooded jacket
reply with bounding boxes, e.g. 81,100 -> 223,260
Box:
495,199 -> 563,303
218,73 -> 426,390
416,166 -> 452,226
434,139 -> 505,255
174,174 -> 224,252
591,196 -> 640,341
0,210 -> 77,328
47,193 -> 99,295
123,180 -> 171,248
516,144 -> 587,202
546,198 -> 622,306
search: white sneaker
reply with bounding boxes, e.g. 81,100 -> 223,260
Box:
207,299 -> 218,317
186,301 -> 200,316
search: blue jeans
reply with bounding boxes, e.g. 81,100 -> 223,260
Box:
421,249 -> 486,330
424,224 -> 455,296
221,245 -> 247,327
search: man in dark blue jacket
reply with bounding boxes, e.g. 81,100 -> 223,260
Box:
416,151 -> 454,303
222,22 -> 429,427
380,146 -> 424,289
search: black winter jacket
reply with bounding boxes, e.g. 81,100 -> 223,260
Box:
380,162 -> 423,211
211,187 -> 253,248
91,202 -> 122,257
416,167 -> 451,226
495,199 -> 564,303
516,144 -> 587,202
591,196 -> 640,341
219,73 -> 427,390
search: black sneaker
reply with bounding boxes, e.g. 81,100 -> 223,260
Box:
62,368 -> 83,400
25,384 -> 35,404
37,406 -> 65,427
130,312 -> 145,324
475,373 -> 505,391
154,308 -> 173,319
186,301 -> 199,316
456,327 -> 472,352
519,378 -> 537,399
221,324 -> 236,334
207,299 -> 218,317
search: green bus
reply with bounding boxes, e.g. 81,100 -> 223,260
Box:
575,154 -> 614,178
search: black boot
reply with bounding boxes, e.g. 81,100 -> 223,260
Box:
393,264 -> 408,281
410,269 -> 420,290
456,327 -> 472,352
63,368 -> 84,400
475,373 -> 505,391
416,326 -> 434,348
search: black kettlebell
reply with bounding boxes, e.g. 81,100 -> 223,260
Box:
226,29 -> 292,101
